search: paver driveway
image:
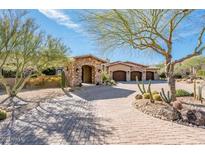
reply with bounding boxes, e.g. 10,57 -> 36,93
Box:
1,81 -> 205,144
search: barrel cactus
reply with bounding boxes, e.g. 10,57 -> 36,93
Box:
0,110 -> 7,120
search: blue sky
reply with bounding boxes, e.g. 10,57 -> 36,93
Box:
28,9 -> 205,66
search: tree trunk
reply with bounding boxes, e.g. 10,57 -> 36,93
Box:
165,56 -> 176,101
168,75 -> 176,101
9,91 -> 16,98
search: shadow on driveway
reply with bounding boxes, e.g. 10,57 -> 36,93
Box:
71,85 -> 135,101
0,97 -> 114,145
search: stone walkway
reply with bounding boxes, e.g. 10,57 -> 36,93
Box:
1,82 -> 205,144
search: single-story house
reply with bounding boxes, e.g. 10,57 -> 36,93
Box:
105,61 -> 159,81
65,54 -> 159,87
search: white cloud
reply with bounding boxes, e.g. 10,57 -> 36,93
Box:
38,9 -> 82,33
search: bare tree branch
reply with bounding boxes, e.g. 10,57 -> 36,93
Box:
174,27 -> 205,64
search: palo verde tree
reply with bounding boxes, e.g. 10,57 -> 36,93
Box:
83,9 -> 205,101
0,10 -> 69,103
0,10 -> 25,90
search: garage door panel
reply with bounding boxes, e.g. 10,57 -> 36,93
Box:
131,71 -> 142,81
113,71 -> 126,81
146,71 -> 154,80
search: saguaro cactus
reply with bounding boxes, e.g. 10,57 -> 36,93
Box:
194,79 -> 197,99
136,76 -> 152,95
197,86 -> 203,103
61,70 -> 66,89
160,89 -> 182,121
137,81 -> 146,94
160,88 -> 172,104
147,80 -> 154,103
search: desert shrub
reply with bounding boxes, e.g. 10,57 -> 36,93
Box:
153,94 -> 162,101
184,72 -> 190,76
2,70 -> 16,78
27,75 -> 61,88
197,70 -> 205,79
135,94 -> 143,100
143,93 -> 150,99
152,91 -> 159,95
102,71 -> 110,83
176,89 -> 192,97
42,67 -> 56,75
110,79 -> 116,85
174,73 -> 182,79
176,79 -> 182,82
0,110 -> 7,120
101,72 -> 116,86
159,72 -> 166,79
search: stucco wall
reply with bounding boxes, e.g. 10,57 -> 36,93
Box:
108,64 -> 131,81
107,64 -> 159,81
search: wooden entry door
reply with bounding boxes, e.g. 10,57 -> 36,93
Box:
131,71 -> 142,81
82,65 -> 92,83
146,71 -> 154,80
113,71 -> 126,81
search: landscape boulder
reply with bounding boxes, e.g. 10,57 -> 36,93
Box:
158,106 -> 182,121
135,94 -> 143,100
172,101 -> 183,110
184,109 -> 205,126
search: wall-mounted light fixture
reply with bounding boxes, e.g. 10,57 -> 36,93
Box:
76,68 -> 79,73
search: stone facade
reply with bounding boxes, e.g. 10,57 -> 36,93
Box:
66,55 -> 107,87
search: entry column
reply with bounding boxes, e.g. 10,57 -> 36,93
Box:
126,71 -> 130,81
142,70 -> 146,80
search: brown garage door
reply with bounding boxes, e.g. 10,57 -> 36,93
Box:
113,71 -> 126,81
146,71 -> 154,80
131,71 -> 142,81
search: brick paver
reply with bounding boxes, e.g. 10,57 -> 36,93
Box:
1,81 -> 205,144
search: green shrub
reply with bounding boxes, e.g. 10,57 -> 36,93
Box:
2,69 -> 16,78
135,94 -> 143,100
42,67 -> 56,75
174,73 -> 182,79
159,72 -> 166,79
0,110 -> 7,120
101,71 -> 110,83
143,93 -> 150,99
176,89 -> 192,97
101,72 -> 116,86
153,94 -> 162,101
152,91 -> 159,95
110,79 -> 116,85
197,70 -> 205,79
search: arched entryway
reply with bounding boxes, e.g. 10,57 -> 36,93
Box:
82,65 -> 93,83
146,71 -> 154,80
131,71 -> 142,81
113,71 -> 126,81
